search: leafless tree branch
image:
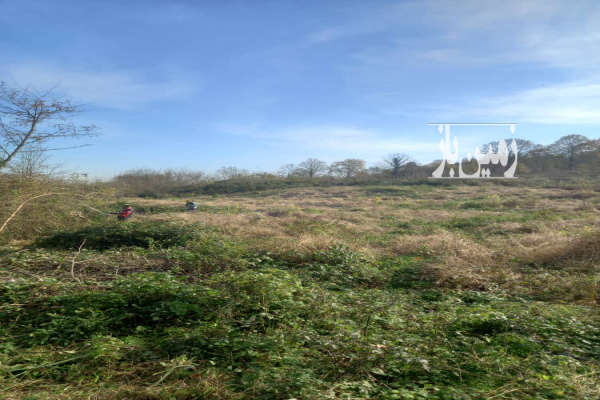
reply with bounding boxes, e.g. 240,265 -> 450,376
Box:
0,82 -> 99,169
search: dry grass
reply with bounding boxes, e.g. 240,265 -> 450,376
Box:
129,183 -> 600,303
527,231 -> 600,268
2,181 -> 600,399
5,181 -> 596,301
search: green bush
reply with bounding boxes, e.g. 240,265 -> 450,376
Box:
458,313 -> 513,336
1,273 -> 221,346
159,233 -> 249,274
278,245 -> 387,289
35,221 -> 202,250
207,268 -> 311,331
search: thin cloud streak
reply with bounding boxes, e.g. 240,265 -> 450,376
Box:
220,123 -> 436,161
442,80 -> 600,124
1,63 -> 197,109
311,1 -> 600,72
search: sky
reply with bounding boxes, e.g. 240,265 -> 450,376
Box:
1,0 -> 599,178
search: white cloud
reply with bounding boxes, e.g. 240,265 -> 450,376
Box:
306,2 -> 422,44
442,1 -> 600,71
312,1 -> 600,127
425,78 -> 600,125
311,0 -> 600,72
308,23 -> 387,44
276,126 -> 432,152
220,123 -> 436,161
468,81 -> 600,124
308,27 -> 354,44
1,63 -> 196,109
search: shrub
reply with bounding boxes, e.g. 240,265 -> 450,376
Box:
35,221 -> 202,250
289,245 -> 386,289
1,273 -> 221,346
207,268 -> 310,331
454,312 -> 513,336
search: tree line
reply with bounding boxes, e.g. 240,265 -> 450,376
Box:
2,81 -> 600,192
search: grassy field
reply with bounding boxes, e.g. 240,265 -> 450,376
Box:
1,182 -> 599,399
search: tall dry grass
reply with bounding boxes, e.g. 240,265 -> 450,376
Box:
131,183 -> 599,303
0,174 -> 114,244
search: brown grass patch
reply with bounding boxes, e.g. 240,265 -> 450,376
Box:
526,231 -> 600,270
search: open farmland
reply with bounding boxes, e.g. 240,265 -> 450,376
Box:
1,182 -> 599,399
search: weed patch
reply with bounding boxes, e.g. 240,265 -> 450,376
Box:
35,222 -> 202,250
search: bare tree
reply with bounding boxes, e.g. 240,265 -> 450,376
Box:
329,158 -> 365,178
113,168 -> 209,197
383,153 -> 411,178
367,166 -> 385,175
216,166 -> 249,180
483,138 -> 542,155
0,82 -> 97,169
297,158 -> 328,178
278,163 -> 298,178
7,146 -> 51,178
175,169 -> 208,185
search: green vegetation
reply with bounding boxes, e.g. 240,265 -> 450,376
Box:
35,222 -> 202,250
1,179 -> 599,399
1,264 -> 598,399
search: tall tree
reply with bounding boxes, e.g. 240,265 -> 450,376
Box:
483,138 -> 542,155
546,134 -> 591,170
297,158 -> 328,178
329,158 -> 365,178
0,82 -> 97,169
383,153 -> 410,178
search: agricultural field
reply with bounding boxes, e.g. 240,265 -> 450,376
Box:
1,182 -> 600,399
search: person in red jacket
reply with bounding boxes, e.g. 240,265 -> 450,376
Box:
118,205 -> 134,220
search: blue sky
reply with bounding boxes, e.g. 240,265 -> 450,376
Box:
1,0 -> 599,178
